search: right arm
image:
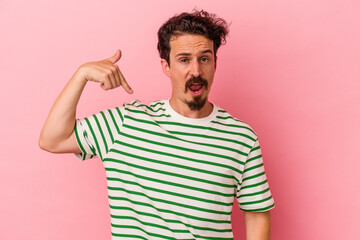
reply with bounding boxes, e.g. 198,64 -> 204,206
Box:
38,49 -> 133,153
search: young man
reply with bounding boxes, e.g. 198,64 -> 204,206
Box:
39,10 -> 275,240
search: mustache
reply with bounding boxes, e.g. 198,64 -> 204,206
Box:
185,76 -> 208,90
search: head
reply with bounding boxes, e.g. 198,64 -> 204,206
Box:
157,10 -> 229,112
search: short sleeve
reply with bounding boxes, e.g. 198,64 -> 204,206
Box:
236,139 -> 275,212
74,107 -> 124,161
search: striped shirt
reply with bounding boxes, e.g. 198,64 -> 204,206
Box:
74,99 -> 275,240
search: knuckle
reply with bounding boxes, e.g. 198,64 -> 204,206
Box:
102,72 -> 109,78
106,69 -> 113,75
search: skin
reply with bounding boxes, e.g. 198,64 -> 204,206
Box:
39,34 -> 271,240
161,34 -> 216,118
244,210 -> 271,240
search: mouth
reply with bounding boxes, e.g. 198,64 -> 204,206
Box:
188,83 -> 204,96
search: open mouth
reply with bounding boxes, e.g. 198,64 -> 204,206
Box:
188,83 -> 204,95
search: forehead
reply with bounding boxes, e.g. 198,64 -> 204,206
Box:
169,34 -> 214,56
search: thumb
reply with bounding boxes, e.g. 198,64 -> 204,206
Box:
106,49 -> 122,63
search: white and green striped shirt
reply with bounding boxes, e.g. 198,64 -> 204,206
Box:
74,99 -> 275,240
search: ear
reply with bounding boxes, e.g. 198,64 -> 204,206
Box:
160,59 -> 171,77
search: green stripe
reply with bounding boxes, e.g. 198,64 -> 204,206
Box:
112,217 -> 189,234
108,186 -> 231,215
116,107 -> 124,122
111,224 -> 179,240
239,179 -> 268,190
110,208 -> 232,233
238,188 -> 270,198
156,120 -> 256,141
112,217 -> 187,233
211,120 -> 255,134
111,208 -> 181,225
111,233 -> 148,240
167,130 -> 252,149
123,124 -> 247,157
107,177 -> 233,206
125,107 -> 171,117
74,122 -> 87,160
124,115 -> 158,126
109,196 -> 232,224
242,172 -> 265,182
100,111 -> 114,143
247,155 -> 262,163
85,117 -> 102,159
240,203 -> 275,212
193,235 -> 233,240
150,101 -> 165,107
93,114 -> 108,154
105,168 -> 234,197
216,115 -> 246,124
108,109 -> 121,134
244,163 -> 263,173
239,195 -> 273,205
128,101 -> 166,113
250,145 -> 260,152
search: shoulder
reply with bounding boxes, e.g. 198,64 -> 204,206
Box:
80,100 -> 167,127
213,105 -> 258,141
121,99 -> 168,117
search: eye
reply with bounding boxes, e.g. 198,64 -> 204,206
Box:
180,58 -> 188,63
200,57 -> 209,62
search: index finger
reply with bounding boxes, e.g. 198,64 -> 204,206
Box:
117,67 -> 133,94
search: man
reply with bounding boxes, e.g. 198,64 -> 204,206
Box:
39,10 -> 275,240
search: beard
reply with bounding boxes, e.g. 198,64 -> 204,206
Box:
185,95 -> 207,111
184,76 -> 208,111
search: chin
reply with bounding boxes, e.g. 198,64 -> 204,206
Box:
185,95 -> 207,111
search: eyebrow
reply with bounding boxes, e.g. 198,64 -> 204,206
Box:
175,49 -> 214,58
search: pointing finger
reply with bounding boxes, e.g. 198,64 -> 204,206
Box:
118,68 -> 133,94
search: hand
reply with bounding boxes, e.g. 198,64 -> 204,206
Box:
77,49 -> 133,93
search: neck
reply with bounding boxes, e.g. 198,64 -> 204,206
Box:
169,97 -> 214,118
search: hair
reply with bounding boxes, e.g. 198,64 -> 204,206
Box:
157,10 -> 229,65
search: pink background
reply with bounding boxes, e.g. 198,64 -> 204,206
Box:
1,0 -> 359,239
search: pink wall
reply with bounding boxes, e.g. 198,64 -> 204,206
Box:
1,0 -> 359,239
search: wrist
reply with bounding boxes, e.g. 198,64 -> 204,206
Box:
73,67 -> 88,85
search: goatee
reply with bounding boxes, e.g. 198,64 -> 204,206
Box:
185,96 -> 207,111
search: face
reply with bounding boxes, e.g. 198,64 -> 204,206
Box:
161,34 -> 216,111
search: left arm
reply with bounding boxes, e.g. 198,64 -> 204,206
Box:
244,211 -> 271,240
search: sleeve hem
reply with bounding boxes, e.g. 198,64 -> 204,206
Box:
240,203 -> 275,212
74,119 -> 96,161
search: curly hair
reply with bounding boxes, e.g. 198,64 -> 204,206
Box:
157,10 -> 229,65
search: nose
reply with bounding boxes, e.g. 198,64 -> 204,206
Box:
190,60 -> 202,77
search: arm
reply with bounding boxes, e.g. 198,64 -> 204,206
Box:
39,49 -> 132,153
244,211 -> 271,240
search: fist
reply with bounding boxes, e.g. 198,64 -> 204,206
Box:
78,50 -> 133,93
